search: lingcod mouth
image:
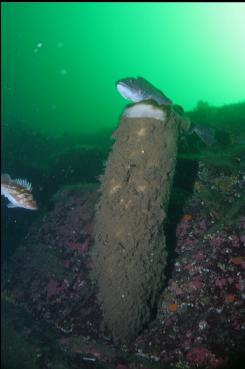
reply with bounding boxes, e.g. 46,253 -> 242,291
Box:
116,78 -> 135,88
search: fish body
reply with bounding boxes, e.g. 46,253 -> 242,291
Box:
116,76 -> 215,146
116,76 -> 173,105
1,174 -> 38,210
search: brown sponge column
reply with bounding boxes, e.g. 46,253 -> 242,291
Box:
92,102 -> 181,343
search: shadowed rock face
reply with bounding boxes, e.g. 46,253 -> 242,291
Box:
92,102 -> 183,343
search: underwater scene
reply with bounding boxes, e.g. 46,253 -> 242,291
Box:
1,3 -> 245,369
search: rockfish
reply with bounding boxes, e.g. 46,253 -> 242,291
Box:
1,174 -> 38,210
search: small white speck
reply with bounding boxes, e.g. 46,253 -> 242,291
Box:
60,68 -> 67,76
37,42 -> 43,48
199,320 -> 207,330
216,307 -> 223,314
83,357 -> 96,362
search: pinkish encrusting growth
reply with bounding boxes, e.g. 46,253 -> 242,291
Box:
2,160 -> 244,368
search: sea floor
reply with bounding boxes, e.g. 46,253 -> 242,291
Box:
1,160 -> 244,369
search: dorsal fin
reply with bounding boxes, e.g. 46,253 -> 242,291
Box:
14,178 -> 32,191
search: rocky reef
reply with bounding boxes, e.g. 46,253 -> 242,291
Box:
2,161 -> 244,368
1,102 -> 245,368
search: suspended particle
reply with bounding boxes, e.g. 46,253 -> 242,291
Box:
57,41 -> 64,48
60,69 -> 67,76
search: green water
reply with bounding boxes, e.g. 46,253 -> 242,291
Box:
2,2 -> 245,136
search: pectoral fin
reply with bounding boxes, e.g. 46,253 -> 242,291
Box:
193,125 -> 216,146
